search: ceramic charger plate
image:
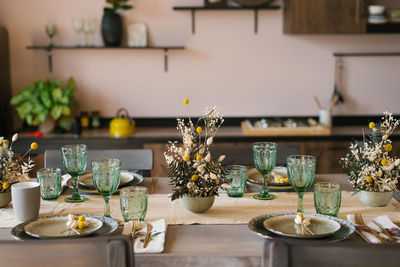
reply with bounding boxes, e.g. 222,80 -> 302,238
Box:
12,215 -> 119,240
263,213 -> 341,239
248,212 -> 355,242
24,215 -> 103,238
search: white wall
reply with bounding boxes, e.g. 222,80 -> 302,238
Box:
1,0 -> 400,118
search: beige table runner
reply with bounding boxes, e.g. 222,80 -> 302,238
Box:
1,191 -> 399,228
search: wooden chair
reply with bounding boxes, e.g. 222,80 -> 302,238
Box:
0,235 -> 134,267
45,149 -> 153,176
210,144 -> 300,166
264,239 -> 400,267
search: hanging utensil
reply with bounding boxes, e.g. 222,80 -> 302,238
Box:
332,56 -> 344,105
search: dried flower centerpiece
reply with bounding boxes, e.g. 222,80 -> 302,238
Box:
0,134 -> 37,197
164,99 -> 226,212
340,112 -> 399,206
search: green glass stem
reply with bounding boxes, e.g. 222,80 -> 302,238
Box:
71,176 -> 81,200
104,195 -> 111,217
261,174 -> 270,196
297,191 -> 304,212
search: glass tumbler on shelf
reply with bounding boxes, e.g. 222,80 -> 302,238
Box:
314,182 -> 342,217
225,165 -> 247,198
253,142 -> 277,200
92,158 -> 121,217
120,186 -> 148,222
61,144 -> 88,203
287,155 -> 316,213
37,168 -> 62,200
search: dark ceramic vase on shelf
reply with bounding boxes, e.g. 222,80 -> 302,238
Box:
101,13 -> 122,47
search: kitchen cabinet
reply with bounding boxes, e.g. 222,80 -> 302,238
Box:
283,0 -> 366,34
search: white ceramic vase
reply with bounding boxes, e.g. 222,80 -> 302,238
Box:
181,195 -> 215,213
358,190 -> 393,207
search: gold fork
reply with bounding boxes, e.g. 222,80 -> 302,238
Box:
355,214 -> 387,243
131,219 -> 142,238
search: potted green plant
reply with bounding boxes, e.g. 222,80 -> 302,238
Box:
10,77 -> 78,133
102,0 -> 133,47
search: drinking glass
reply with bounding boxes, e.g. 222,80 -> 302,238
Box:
72,18 -> 84,46
225,165 -> 247,198
120,186 -> 148,222
45,24 -> 56,46
314,182 -> 342,217
253,142 -> 277,200
61,144 -> 88,203
287,155 -> 316,212
92,158 -> 121,217
37,168 -> 62,200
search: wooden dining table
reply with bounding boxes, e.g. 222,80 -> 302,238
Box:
0,174 -> 399,267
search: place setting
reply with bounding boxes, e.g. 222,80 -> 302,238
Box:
248,153 -> 356,242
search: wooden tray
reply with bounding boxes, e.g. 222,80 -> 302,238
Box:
241,120 -> 331,136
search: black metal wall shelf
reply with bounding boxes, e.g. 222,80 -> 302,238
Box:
173,6 -> 281,34
334,52 -> 400,57
26,45 -> 185,72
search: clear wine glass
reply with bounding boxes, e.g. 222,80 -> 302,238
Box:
92,158 -> 121,217
253,142 -> 277,200
61,144 -> 88,203
73,18 -> 83,46
45,24 -> 56,46
287,155 -> 316,212
83,19 -> 96,47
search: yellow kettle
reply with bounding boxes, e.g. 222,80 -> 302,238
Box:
109,108 -> 136,138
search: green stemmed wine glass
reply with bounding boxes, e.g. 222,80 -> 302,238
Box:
287,155 -> 316,212
92,158 -> 121,217
253,142 -> 277,200
61,144 -> 88,203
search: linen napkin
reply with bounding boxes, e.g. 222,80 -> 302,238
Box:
347,214 -> 400,243
61,174 -> 71,193
122,219 -> 167,253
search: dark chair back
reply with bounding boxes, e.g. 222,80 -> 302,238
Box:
210,144 -> 300,166
45,149 -> 153,176
0,235 -> 134,267
264,239 -> 400,267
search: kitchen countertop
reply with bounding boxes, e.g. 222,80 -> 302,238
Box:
14,125 -> 400,153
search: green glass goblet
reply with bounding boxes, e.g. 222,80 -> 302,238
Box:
287,155 -> 316,213
61,144 -> 88,203
92,158 -> 121,217
253,142 -> 277,200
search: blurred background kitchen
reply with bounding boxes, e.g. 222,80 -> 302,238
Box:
1,0 -> 400,175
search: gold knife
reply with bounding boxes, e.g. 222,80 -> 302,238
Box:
143,223 -> 153,248
373,220 -> 397,243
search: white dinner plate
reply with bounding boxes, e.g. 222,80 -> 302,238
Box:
24,215 -> 103,238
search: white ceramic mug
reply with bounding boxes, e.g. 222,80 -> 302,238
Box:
11,182 -> 41,221
319,109 -> 332,128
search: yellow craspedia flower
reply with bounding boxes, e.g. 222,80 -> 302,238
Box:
183,155 -> 190,161
196,126 -> 203,134
0,147 -> 2,152
2,182 -> 10,190
385,144 -> 393,152
297,212 -> 303,219
284,178 -> 289,183
366,177 -> 373,183
30,142 -> 38,150
78,221 -> 86,229
196,155 -> 202,161
3,140 -> 8,147
183,98 -> 189,105
369,122 -> 375,129
191,174 -> 198,181
79,216 -> 85,222
381,158 -> 388,166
